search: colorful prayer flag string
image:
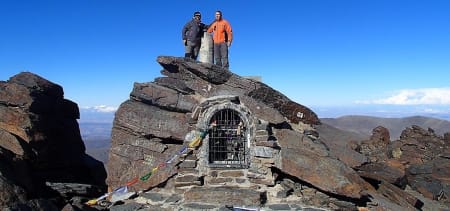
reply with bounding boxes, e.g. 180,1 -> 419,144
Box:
140,172 -> 152,181
188,130 -> 207,149
126,177 -> 138,186
178,146 -> 188,154
166,154 -> 177,163
86,128 -> 210,206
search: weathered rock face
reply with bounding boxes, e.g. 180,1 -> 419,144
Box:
0,72 -> 106,209
107,56 -> 385,210
398,126 -> 450,204
357,126 -> 391,163
354,125 -> 450,208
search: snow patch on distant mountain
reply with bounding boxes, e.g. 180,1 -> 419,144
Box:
81,105 -> 117,113
79,106 -> 117,123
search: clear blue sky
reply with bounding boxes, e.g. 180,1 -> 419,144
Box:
1,0 -> 450,119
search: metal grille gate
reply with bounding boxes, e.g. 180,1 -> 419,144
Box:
208,108 -> 248,168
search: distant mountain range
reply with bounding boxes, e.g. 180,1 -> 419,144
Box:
311,105 -> 450,122
80,115 -> 450,164
321,115 -> 450,140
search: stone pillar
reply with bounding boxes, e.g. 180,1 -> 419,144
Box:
199,32 -> 213,64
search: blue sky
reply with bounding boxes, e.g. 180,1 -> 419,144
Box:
1,0 -> 450,120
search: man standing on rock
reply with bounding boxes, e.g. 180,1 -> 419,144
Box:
207,10 -> 233,69
182,11 -> 206,60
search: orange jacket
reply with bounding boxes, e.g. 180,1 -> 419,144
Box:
207,19 -> 233,44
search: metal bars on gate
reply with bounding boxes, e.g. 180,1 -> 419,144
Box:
208,109 -> 248,168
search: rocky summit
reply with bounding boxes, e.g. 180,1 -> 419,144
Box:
105,56 -> 449,210
1,58 -> 449,211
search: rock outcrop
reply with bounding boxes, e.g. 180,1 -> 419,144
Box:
396,126 -> 450,204
0,72 -> 107,210
2,62 -> 448,210
354,125 -> 450,209
106,56 -> 431,210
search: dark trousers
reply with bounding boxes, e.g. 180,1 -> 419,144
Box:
213,42 -> 229,69
185,40 -> 200,60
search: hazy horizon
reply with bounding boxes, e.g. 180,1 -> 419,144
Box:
79,105 -> 450,124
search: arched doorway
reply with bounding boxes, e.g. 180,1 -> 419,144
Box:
196,99 -> 253,169
208,108 -> 248,168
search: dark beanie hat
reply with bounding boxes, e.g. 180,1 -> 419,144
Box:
193,11 -> 201,16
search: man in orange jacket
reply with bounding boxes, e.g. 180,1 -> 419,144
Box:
207,10 -> 233,69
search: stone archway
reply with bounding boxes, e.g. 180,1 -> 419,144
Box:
208,108 -> 247,168
196,98 -> 254,169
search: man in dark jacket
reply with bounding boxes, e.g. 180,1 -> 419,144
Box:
182,11 -> 205,60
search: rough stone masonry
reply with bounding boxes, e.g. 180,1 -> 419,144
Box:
107,56 -> 385,210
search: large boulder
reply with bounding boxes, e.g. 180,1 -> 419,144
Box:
0,72 -> 107,209
355,124 -> 450,206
